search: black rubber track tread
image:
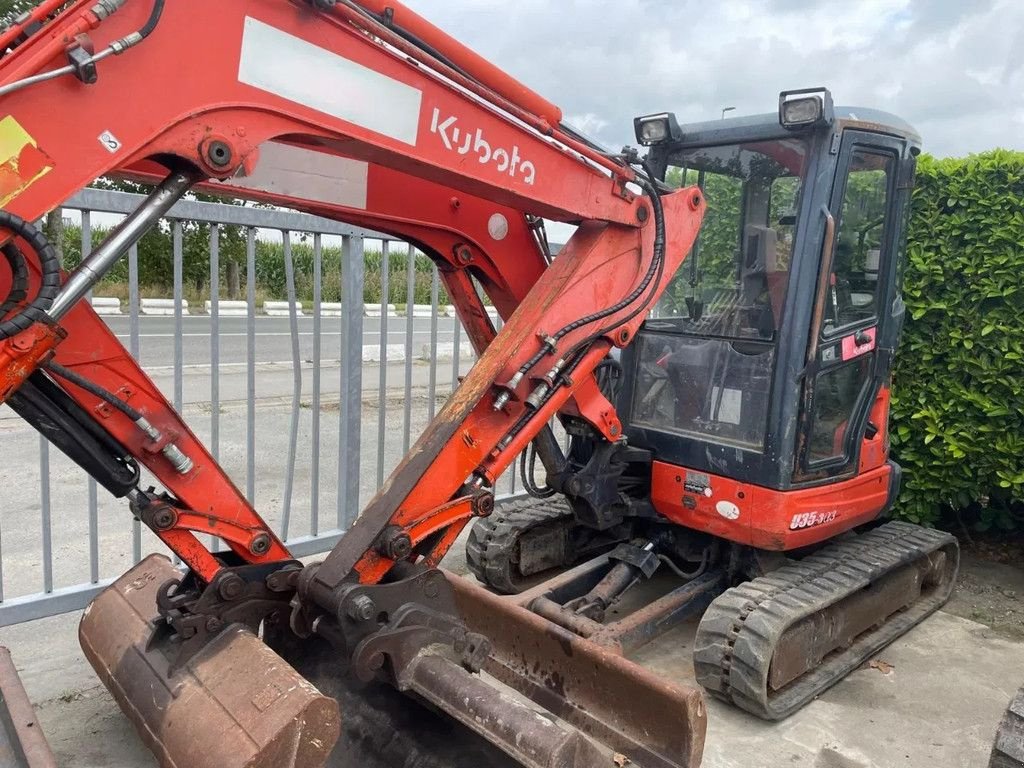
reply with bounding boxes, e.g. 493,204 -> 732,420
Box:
991,687 -> 1024,768
693,521 -> 959,721
465,497 -> 573,594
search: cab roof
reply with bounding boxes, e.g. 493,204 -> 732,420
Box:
673,106 -> 921,152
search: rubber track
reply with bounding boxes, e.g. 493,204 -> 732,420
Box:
465,497 -> 573,594
991,687 -> 1024,768
693,521 -> 959,720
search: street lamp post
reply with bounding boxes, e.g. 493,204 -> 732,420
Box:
721,106 -> 736,120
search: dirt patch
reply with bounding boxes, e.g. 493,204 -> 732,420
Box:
944,535 -> 1024,640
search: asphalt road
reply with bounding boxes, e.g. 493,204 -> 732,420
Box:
100,314 -> 464,369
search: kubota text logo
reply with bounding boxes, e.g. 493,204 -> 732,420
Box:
430,108 -> 536,185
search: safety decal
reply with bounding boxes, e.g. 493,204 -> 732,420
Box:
0,115 -> 54,208
716,501 -> 741,521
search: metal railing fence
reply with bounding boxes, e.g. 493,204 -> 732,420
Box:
0,189 -> 524,626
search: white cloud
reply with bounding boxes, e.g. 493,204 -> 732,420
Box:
404,0 -> 1023,157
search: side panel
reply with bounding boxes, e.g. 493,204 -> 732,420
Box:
649,459 -> 894,550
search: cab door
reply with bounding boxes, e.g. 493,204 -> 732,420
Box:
795,129 -> 910,481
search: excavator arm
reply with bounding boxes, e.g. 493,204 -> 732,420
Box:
0,2 -> 707,766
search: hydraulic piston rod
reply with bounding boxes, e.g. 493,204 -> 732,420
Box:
45,169 -> 201,321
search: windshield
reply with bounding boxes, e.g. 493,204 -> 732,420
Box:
651,138 -> 811,341
631,137 -> 811,453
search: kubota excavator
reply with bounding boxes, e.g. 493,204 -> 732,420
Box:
0,1 -> 960,766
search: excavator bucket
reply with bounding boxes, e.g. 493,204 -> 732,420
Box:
80,555 -> 706,768
79,555 -> 340,768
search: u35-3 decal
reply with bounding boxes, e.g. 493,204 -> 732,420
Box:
790,511 -> 838,531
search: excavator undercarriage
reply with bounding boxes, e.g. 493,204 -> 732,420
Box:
0,1 -> 963,766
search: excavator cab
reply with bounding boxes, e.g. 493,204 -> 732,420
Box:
622,88 -> 921,548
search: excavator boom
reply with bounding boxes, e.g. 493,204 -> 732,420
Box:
0,1 -> 708,766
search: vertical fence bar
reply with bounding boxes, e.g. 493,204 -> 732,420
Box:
80,211 -> 91,302
209,224 -> 220,461
338,235 -> 365,528
245,228 -> 257,504
128,243 -> 142,563
281,232 -> 301,540
39,439 -> 52,594
81,212 -> 99,583
451,317 -> 461,392
209,224 -> 221,550
172,221 -> 184,564
403,245 -> 415,453
376,241 -> 389,488
172,222 -> 184,412
127,243 -> 141,358
310,233 -> 322,537
428,266 -> 439,422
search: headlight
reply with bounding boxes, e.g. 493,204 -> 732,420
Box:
779,88 -> 834,130
633,112 -> 682,146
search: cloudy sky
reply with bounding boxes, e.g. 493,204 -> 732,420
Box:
405,0 -> 1024,158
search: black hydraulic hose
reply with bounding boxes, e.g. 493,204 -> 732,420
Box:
46,361 -> 144,422
520,442 -> 557,498
137,0 -> 164,40
499,166 -> 668,448
0,242 -> 28,317
515,165 -> 667,379
0,210 -> 60,340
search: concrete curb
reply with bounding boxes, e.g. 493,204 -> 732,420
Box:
263,301 -> 304,317
205,300 -> 248,317
140,298 -> 189,316
364,303 -> 397,318
107,297 -> 477,320
90,297 -> 122,316
425,342 -> 477,362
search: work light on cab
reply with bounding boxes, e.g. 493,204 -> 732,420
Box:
634,112 -> 682,145
779,87 -> 835,129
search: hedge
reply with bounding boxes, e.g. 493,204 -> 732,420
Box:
890,150 -> 1024,530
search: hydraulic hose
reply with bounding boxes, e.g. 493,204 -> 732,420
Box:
0,211 -> 61,340
137,0 -> 164,40
0,242 -> 28,317
46,361 -> 144,422
497,165 -> 668,449
514,164 -> 667,380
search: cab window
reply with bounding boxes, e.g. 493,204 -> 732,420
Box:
824,150 -> 894,334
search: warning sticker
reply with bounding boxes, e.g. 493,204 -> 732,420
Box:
0,115 -> 54,208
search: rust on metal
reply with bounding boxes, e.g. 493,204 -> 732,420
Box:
80,555 -> 340,768
588,572 -> 725,653
404,651 -> 610,767
448,569 -> 707,768
0,646 -> 57,768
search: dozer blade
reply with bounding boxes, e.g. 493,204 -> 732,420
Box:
79,555 -> 340,768
447,570 -> 707,768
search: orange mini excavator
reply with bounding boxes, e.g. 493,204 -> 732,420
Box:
0,2 -> 957,766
